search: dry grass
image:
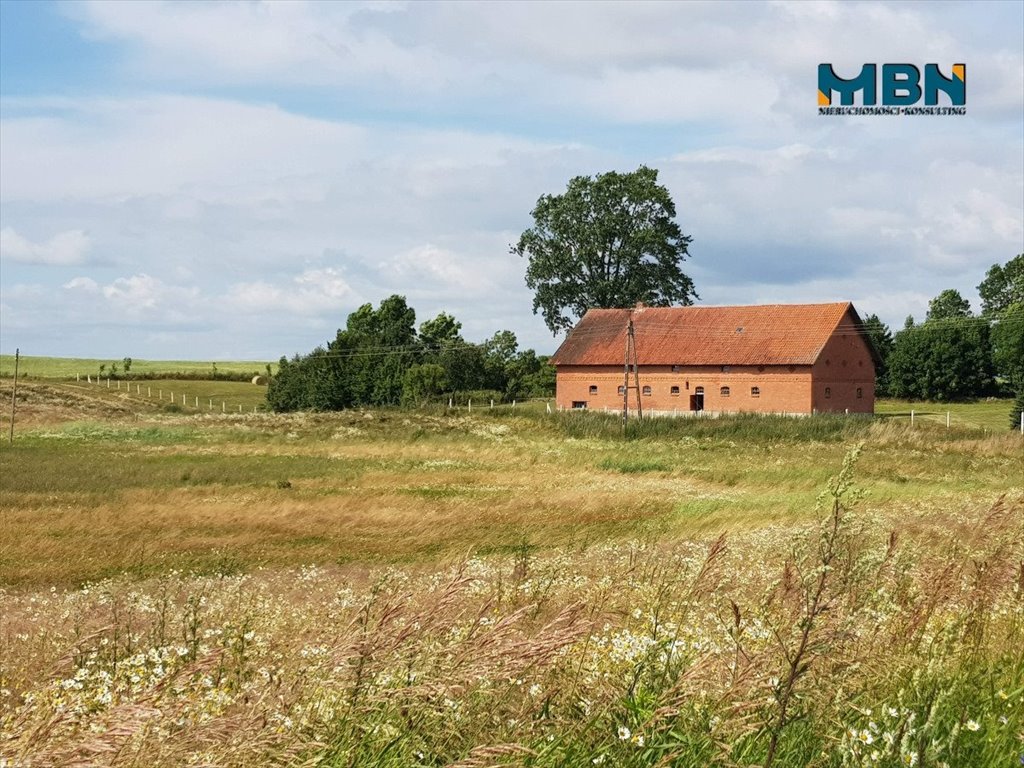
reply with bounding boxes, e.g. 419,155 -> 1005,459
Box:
1,381 -> 1022,766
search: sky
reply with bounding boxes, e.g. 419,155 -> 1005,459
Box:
1,0 -> 1022,361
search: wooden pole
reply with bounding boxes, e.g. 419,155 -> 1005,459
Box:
9,349 -> 19,445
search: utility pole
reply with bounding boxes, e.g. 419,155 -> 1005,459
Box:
621,317 -> 642,435
9,348 -> 19,445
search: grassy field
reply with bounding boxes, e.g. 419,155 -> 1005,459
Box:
875,397 -> 1016,431
0,381 -> 1021,767
0,354 -> 274,379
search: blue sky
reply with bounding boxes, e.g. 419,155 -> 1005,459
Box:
1,0 -> 1022,361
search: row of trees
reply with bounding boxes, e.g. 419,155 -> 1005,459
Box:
862,256 -> 1023,412
267,295 -> 555,412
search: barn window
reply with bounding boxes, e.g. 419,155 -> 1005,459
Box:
642,386 -> 652,396
721,365 -> 731,373
695,386 -> 704,395
571,401 -> 587,409
672,365 -> 681,373
617,385 -> 625,395
589,385 -> 598,395
856,387 -> 863,399
751,386 -> 760,397
670,386 -> 680,395
720,386 -> 730,397
825,387 -> 831,399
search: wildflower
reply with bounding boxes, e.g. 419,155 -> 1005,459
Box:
528,683 -> 542,698
965,719 -> 980,732
618,725 -> 631,741
858,729 -> 874,745
592,756 -> 605,765
632,733 -> 645,747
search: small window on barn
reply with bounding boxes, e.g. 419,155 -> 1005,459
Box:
672,365 -> 681,373
670,386 -> 680,395
751,386 -> 760,397
720,386 -> 730,397
721,365 -> 731,373
589,385 -> 598,395
642,386 -> 652,396
856,387 -> 863,399
617,385 -> 625,395
825,387 -> 831,399
571,401 -> 587,409
695,386 -> 704,395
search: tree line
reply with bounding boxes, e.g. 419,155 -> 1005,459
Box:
267,295 -> 555,412
862,254 -> 1023,426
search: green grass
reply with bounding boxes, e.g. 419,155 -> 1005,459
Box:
875,397 -> 1016,431
59,378 -> 270,412
0,354 -> 274,379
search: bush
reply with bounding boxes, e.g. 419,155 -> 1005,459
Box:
1009,390 -> 1024,431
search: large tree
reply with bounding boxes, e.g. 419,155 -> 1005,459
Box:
512,165 -> 696,334
978,254 -> 1024,316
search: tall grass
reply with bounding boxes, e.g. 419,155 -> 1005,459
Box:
2,460 -> 1020,766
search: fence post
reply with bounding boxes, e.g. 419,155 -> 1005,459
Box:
468,399 -> 472,412
946,411 -> 950,429
222,402 -> 225,413
911,409 -> 914,426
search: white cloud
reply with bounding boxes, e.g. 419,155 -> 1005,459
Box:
0,227 -> 91,265
226,268 -> 356,315
63,276 -> 99,292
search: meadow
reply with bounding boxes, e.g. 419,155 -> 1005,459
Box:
0,378 -> 1021,767
0,354 -> 274,380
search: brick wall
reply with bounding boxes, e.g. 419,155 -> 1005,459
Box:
555,364 -> 815,414
809,312 -> 876,413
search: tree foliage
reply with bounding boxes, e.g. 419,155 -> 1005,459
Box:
513,165 -> 696,335
267,295 -> 555,412
991,302 -> 1024,390
978,254 -> 1024,316
861,314 -> 893,395
926,289 -> 971,321
887,312 -> 993,401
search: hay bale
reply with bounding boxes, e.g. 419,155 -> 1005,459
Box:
252,375 -> 268,385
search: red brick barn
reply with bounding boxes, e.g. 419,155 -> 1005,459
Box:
550,303 -> 877,415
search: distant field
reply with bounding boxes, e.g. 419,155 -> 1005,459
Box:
875,396 -> 1016,431
0,354 -> 274,379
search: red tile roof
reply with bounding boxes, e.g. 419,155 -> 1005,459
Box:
551,302 -> 865,366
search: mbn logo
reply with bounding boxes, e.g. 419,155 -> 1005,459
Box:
818,64 -> 966,106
